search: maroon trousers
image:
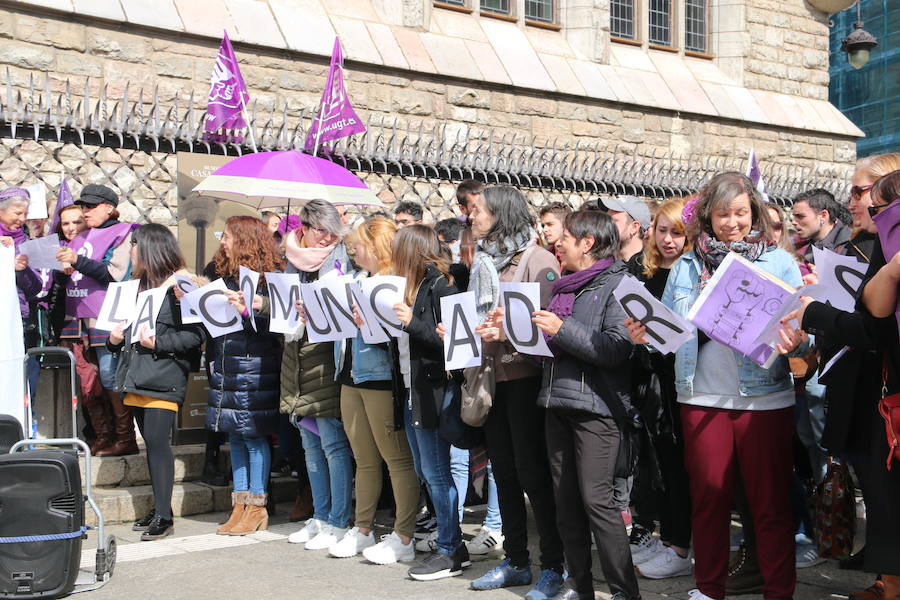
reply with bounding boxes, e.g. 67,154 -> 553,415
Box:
681,404 -> 796,600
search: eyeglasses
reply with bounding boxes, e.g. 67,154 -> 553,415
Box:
771,221 -> 783,231
867,203 -> 889,218
306,225 -> 331,237
851,184 -> 873,199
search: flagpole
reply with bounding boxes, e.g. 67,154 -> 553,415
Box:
311,102 -> 324,157
239,94 -> 258,153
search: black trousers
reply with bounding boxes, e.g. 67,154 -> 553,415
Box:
546,407 -> 640,599
134,407 -> 176,520
483,377 -> 564,570
654,410 -> 692,549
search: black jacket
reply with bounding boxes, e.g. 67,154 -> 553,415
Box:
107,287 -> 204,404
391,265 -> 459,430
537,261 -> 634,417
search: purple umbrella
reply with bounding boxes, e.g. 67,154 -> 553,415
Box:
190,150 -> 382,209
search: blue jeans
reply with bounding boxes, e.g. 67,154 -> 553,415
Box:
797,372 -> 828,482
93,345 -> 119,391
26,357 -> 40,435
404,401 -> 461,555
229,433 -> 271,495
450,446 -> 502,531
300,417 -> 353,529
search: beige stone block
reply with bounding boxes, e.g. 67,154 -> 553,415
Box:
172,0 -> 238,40
532,118 -> 572,140
571,121 -> 618,139
480,19 -> 553,91
539,54 -> 585,96
391,88 -> 432,115
514,96 -> 556,117
526,27 -> 577,58
72,0 -> 123,20
419,32 -> 480,81
447,85 -> 490,109
586,106 -> 621,124
326,0 -> 381,22
366,22 -> 408,70
89,30 -> 147,63
15,0 -> 73,12
490,92 -> 514,113
57,53 -> 103,77
412,80 -> 446,94
268,0 -> 333,56
0,41 -> 55,70
556,103 -> 586,121
225,0 -> 285,48
609,44 -> 657,73
243,66 -> 279,91
450,105 -> 476,123
649,52 -> 716,117
16,14 -> 86,51
431,8 -> 488,42
155,55 -> 194,80
331,16 -> 382,65
120,0 -> 184,31
392,26 -> 436,74
80,454 -> 126,487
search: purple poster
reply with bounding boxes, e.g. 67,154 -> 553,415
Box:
873,200 -> 900,332
687,253 -> 795,366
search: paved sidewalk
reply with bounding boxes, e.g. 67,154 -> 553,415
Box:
77,503 -> 872,600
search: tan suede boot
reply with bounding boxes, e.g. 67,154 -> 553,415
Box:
216,492 -> 248,535
226,493 -> 268,536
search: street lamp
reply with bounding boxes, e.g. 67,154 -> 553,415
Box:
841,1 -> 878,69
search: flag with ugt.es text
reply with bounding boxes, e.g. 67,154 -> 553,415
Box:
304,37 -> 366,153
204,31 -> 249,143
746,148 -> 769,203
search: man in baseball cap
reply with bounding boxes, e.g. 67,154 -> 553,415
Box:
597,195 -> 651,262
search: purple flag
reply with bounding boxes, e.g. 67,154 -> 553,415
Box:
48,177 -> 74,234
746,149 -> 769,202
873,200 -> 900,333
687,253 -> 795,366
304,37 -> 366,154
204,31 -> 249,143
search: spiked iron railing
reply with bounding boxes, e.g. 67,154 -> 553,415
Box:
0,71 -> 855,224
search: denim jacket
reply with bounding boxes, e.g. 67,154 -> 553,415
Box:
332,271 -> 392,384
661,248 -> 804,398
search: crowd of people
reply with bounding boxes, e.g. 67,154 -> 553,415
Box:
3,155 -> 900,600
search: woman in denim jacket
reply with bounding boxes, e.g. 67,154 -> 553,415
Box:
628,172 -> 805,600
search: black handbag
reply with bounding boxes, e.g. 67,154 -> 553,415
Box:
438,377 -> 483,449
601,382 -> 662,487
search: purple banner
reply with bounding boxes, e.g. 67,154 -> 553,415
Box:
66,223 -> 137,318
873,200 -> 900,332
303,37 -> 366,153
204,31 -> 249,142
687,253 -> 795,366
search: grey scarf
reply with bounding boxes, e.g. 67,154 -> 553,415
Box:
469,229 -> 535,320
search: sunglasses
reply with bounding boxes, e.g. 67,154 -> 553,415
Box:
771,221 -> 784,231
851,184 -> 873,199
868,203 -> 889,218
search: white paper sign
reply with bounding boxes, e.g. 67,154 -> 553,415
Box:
300,275 -> 358,343
441,291 -> 482,370
0,244 -> 26,432
266,272 -> 301,334
751,283 -> 829,350
183,278 -> 243,338
95,279 -> 140,331
130,286 -> 169,339
612,275 -> 695,355
239,266 -> 260,332
17,234 -> 63,270
350,281 -> 389,344
175,275 -> 201,324
812,246 -> 867,313
499,282 -> 553,357
358,275 -> 407,337
25,183 -> 48,219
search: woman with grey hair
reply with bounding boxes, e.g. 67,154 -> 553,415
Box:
280,199 -> 357,551
1,187 -> 44,416
464,186 -> 567,599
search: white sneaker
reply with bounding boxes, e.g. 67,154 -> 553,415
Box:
415,530 -> 437,553
687,589 -> 715,600
305,525 -> 348,551
796,541 -> 826,568
465,526 -> 504,555
288,519 -> 321,545
632,537 -> 664,565
328,527 -> 375,558
363,531 -> 416,564
636,546 -> 693,579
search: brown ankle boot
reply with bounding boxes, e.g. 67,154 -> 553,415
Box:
85,398 -> 114,455
289,484 -> 313,522
850,579 -> 885,600
882,575 -> 900,600
226,493 -> 268,536
216,492 -> 249,535
95,390 -> 138,457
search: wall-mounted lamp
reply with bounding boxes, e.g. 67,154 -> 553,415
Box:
841,1 -> 878,69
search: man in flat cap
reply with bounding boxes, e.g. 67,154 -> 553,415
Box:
56,184 -> 139,457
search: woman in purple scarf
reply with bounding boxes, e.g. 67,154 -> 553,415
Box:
490,210 -> 640,600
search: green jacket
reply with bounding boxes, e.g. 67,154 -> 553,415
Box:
280,335 -> 340,419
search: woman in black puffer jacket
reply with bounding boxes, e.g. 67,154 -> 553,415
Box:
204,216 -> 283,537
107,224 -> 204,541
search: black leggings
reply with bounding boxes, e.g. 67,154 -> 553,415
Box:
134,407 -> 176,520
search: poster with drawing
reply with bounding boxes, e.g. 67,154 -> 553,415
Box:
687,253 -> 795,367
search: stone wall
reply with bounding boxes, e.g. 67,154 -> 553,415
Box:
0,4 -> 855,174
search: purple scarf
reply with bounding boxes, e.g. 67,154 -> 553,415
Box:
0,221 -> 27,247
546,258 -> 615,320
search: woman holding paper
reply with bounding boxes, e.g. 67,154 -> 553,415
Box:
206,215 -> 283,536
320,217 -> 420,565
388,224 -> 467,579
106,224 -> 204,540
627,172 -> 804,600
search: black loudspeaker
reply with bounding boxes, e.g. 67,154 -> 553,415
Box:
0,416 -> 24,454
0,450 -> 83,599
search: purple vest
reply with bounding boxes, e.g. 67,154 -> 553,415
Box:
66,223 -> 136,318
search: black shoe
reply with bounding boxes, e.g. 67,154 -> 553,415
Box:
553,585 -> 595,600
408,551 -> 463,581
840,548 -> 865,570
140,514 -> 174,541
726,545 -> 764,595
455,542 -> 471,568
132,508 -> 156,531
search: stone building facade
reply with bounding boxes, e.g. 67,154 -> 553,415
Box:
0,0 -> 864,222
